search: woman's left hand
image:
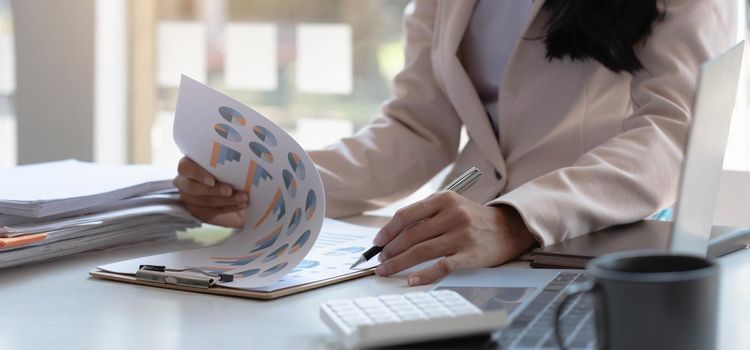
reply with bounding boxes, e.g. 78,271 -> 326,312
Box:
372,191 -> 538,286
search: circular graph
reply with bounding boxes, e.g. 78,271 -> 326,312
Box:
285,208 -> 302,236
260,262 -> 289,277
263,244 -> 289,263
253,125 -> 278,147
249,142 -> 274,163
289,230 -> 311,254
305,190 -> 317,220
213,123 -> 242,142
282,170 -> 298,198
288,152 -> 306,180
218,106 -> 247,126
234,268 -> 260,278
297,260 -> 319,269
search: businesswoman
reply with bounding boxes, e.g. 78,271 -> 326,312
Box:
175,0 -> 736,285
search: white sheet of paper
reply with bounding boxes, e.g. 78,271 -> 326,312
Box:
1,204 -> 196,236
1,219 -> 194,269
170,76 -> 325,287
0,160 -> 175,202
0,193 -> 179,227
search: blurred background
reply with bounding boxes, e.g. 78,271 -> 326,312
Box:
0,0 -> 748,223
0,0 -> 410,169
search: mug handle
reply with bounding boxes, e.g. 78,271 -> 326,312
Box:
554,282 -> 598,350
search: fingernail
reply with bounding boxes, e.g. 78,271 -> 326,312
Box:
378,251 -> 387,261
238,202 -> 248,209
408,276 -> 421,286
203,176 -> 215,186
221,186 -> 232,196
375,265 -> 386,276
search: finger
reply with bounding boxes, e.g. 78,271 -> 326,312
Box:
186,204 -> 246,228
379,212 -> 453,260
178,157 -> 216,186
187,203 -> 246,217
180,191 -> 249,207
406,254 -> 465,286
373,192 -> 456,246
174,175 -> 234,197
375,234 -> 456,277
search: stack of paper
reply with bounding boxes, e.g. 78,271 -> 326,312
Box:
0,160 -> 177,217
0,160 -> 201,269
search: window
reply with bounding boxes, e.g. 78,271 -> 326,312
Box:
134,0 -> 410,169
0,0 -> 15,168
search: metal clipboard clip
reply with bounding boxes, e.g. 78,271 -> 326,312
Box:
135,265 -> 234,289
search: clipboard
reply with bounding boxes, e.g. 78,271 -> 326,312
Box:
89,266 -> 376,300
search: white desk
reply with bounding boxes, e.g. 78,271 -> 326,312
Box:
1,216 -> 749,350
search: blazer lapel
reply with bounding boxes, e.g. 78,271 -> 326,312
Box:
434,0 -> 544,174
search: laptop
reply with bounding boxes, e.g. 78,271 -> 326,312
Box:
433,41 -> 746,350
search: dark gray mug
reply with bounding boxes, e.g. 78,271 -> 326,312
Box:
554,250 -> 719,350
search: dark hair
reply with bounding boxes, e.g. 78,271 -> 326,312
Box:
542,0 -> 664,74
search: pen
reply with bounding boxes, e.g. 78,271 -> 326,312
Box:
349,166 -> 483,269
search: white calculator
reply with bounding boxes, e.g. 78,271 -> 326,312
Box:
319,290 -> 508,349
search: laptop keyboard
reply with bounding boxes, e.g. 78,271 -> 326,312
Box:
494,272 -> 596,349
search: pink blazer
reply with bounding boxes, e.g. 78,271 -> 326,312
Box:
308,0 -> 738,246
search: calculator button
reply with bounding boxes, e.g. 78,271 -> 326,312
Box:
384,301 -> 412,310
331,304 -> 358,313
353,297 -> 381,308
361,305 -> 389,313
395,307 -> 425,316
336,310 -> 367,319
422,305 -> 449,313
395,309 -> 424,318
365,309 -> 395,318
413,300 -> 442,309
437,296 -> 468,305
326,300 -> 354,308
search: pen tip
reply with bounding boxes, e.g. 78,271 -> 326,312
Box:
350,256 -> 365,270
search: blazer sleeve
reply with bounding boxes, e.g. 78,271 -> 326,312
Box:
490,0 -> 738,246
309,0 -> 462,218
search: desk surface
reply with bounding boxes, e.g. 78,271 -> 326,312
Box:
1,216 -> 749,350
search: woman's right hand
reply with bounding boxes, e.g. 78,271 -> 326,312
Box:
173,157 -> 248,228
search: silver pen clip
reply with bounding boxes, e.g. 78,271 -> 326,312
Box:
135,265 -> 233,289
443,166 -> 483,194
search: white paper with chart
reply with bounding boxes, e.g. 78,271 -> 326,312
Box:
98,76 -> 378,290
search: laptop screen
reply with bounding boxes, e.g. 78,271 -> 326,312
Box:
669,41 -> 745,256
